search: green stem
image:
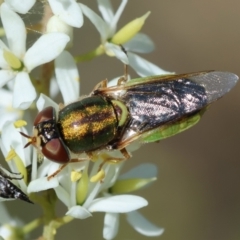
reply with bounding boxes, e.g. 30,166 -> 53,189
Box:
22,218 -> 43,235
30,191 -> 74,240
42,216 -> 74,240
75,45 -> 105,63
50,215 -> 74,230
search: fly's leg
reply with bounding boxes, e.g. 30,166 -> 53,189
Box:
47,158 -> 89,180
97,148 -> 131,172
120,148 -> 131,159
93,46 -> 129,92
117,45 -> 129,85
92,79 -> 108,91
47,148 -> 131,181
47,163 -> 68,180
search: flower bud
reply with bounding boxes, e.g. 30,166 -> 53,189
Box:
111,11 -> 151,45
111,177 -> 156,194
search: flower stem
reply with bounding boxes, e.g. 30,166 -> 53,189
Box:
42,216 -> 74,240
22,218 -> 43,235
40,1 -> 54,32
75,45 -> 105,63
38,1 -> 54,97
51,215 -> 74,229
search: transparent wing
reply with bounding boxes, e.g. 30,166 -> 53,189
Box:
95,71 -> 238,149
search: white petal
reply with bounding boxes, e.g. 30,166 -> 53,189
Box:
24,33 -> 70,72
0,40 -> 10,69
0,3 -> 26,57
37,161 -> 59,179
128,52 -> 174,77
5,0 -> 35,14
27,177 -> 59,193
119,163 -> 158,179
54,185 -> 70,207
30,148 -> 38,181
66,206 -> 92,219
55,51 -> 80,104
105,42 -> 129,64
49,76 -> 60,98
0,70 -> 15,88
79,3 -> 109,41
36,93 -> 59,112
109,0 -> 128,35
103,213 -> 119,240
88,195 -> 148,213
12,72 -> 36,109
124,33 -> 155,53
0,112 -> 19,131
97,0 -> 114,25
49,0 -> 83,28
46,16 -> 73,47
127,211 -> 164,236
1,121 -> 27,163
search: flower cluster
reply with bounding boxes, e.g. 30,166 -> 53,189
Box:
0,0 -> 168,239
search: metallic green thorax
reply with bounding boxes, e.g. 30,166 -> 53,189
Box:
58,96 -> 119,153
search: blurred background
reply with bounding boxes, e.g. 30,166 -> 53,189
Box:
3,0 -> 240,239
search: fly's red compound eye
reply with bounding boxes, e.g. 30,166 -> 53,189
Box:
42,138 -> 70,164
34,106 -> 55,126
33,106 -> 70,163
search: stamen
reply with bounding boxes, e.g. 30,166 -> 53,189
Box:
14,120 -> 27,128
71,171 -> 82,182
6,149 -> 16,161
3,50 -> 23,70
90,169 -> 105,182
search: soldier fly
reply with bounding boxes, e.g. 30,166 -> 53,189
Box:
0,167 -> 33,203
20,70 -> 238,178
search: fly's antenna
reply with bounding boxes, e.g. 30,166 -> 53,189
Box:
19,132 -> 34,148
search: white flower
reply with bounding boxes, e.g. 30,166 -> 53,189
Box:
48,0 -> 83,28
28,158 -> 150,240
0,89 -> 22,131
0,3 -> 70,109
0,122 -> 30,172
103,163 -> 164,239
4,0 -> 35,14
79,0 -> 172,77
